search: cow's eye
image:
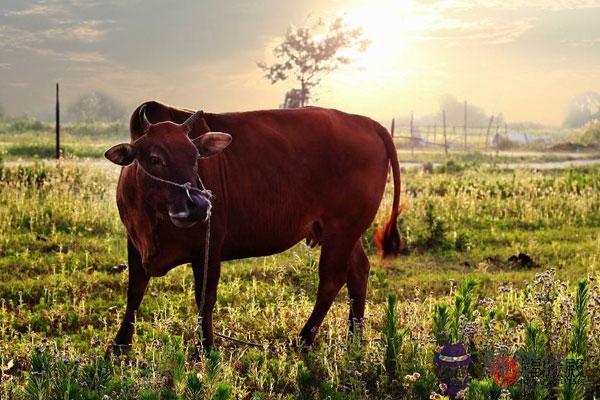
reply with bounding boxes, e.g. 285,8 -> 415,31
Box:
149,155 -> 161,165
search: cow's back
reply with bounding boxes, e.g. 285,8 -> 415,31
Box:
206,107 -> 390,260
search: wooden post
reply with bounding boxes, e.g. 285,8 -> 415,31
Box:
390,118 -> 395,138
410,112 -> 414,157
55,83 -> 60,159
495,119 -> 500,155
463,100 -> 467,150
442,110 -> 448,156
485,115 -> 494,150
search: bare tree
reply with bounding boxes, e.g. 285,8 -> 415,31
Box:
258,17 -> 369,108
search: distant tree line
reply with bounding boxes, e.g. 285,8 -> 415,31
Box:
67,91 -> 126,123
563,92 -> 600,128
392,95 -> 506,129
0,91 -> 126,123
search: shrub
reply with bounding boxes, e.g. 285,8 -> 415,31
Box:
423,162 -> 434,174
577,122 -> 600,145
423,202 -> 449,250
454,231 -> 472,252
514,324 -> 550,400
383,293 -> 404,378
8,117 -> 49,132
465,378 -> 502,400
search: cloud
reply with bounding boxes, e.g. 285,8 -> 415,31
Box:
65,51 -> 107,63
422,0 -> 600,11
0,17 -> 110,62
561,37 -> 600,47
5,2 -> 69,18
3,1 -> 112,45
7,81 -> 30,88
424,17 -> 536,44
43,20 -> 108,42
480,0 -> 600,10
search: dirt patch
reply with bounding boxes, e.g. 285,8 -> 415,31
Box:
549,142 -> 599,152
480,253 -> 538,271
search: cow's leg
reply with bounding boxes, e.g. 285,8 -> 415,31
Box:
346,240 -> 370,338
299,235 -> 356,345
192,257 -> 221,353
111,239 -> 149,353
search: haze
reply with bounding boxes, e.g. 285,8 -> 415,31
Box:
1,0 -> 600,125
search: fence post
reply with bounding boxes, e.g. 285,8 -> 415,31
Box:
55,82 -> 60,159
410,112 -> 414,157
463,100 -> 467,150
442,110 -> 448,156
390,118 -> 395,138
485,115 -> 494,150
495,119 -> 500,156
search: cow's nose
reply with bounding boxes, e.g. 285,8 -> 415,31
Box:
168,192 -> 210,228
187,193 -> 210,211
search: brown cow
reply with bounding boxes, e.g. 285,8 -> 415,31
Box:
104,101 -> 400,352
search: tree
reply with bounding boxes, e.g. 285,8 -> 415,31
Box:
258,17 -> 369,108
0,103 -> 5,119
439,95 -> 490,127
563,92 -> 600,128
68,91 -> 126,123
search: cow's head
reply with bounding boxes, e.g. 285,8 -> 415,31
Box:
104,107 -> 231,228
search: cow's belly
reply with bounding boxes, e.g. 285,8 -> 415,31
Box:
220,215 -> 314,260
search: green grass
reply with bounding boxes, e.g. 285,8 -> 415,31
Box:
1,147 -> 600,397
0,119 -> 129,160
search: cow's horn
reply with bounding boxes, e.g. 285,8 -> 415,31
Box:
182,110 -> 205,134
140,104 -> 151,133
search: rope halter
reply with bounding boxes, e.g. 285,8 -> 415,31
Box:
136,161 -> 213,220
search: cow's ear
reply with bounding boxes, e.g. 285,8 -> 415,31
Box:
193,132 -> 232,158
104,143 -> 136,166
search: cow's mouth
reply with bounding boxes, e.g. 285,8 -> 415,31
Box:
168,192 -> 211,228
170,215 -> 199,228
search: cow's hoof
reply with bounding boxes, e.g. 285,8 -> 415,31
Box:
104,342 -> 132,359
292,335 -> 313,353
191,342 -> 216,360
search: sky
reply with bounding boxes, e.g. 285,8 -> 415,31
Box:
1,0 -> 600,125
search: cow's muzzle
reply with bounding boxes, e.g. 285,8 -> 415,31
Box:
168,192 -> 211,228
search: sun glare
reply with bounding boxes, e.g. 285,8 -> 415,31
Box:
340,0 -> 429,71
321,0 -> 435,115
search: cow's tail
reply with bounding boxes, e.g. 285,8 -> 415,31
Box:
374,123 -> 402,258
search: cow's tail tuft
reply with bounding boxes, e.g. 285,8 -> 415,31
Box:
374,124 -> 402,258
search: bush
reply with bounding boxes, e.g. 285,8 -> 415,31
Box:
578,122 -> 600,145
437,159 -> 466,174
8,118 -> 49,132
423,162 -> 434,174
466,378 -> 502,400
424,202 -> 449,250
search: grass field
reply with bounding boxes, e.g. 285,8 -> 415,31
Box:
1,125 -> 600,399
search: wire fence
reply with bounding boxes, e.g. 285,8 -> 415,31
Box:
388,110 -> 570,155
